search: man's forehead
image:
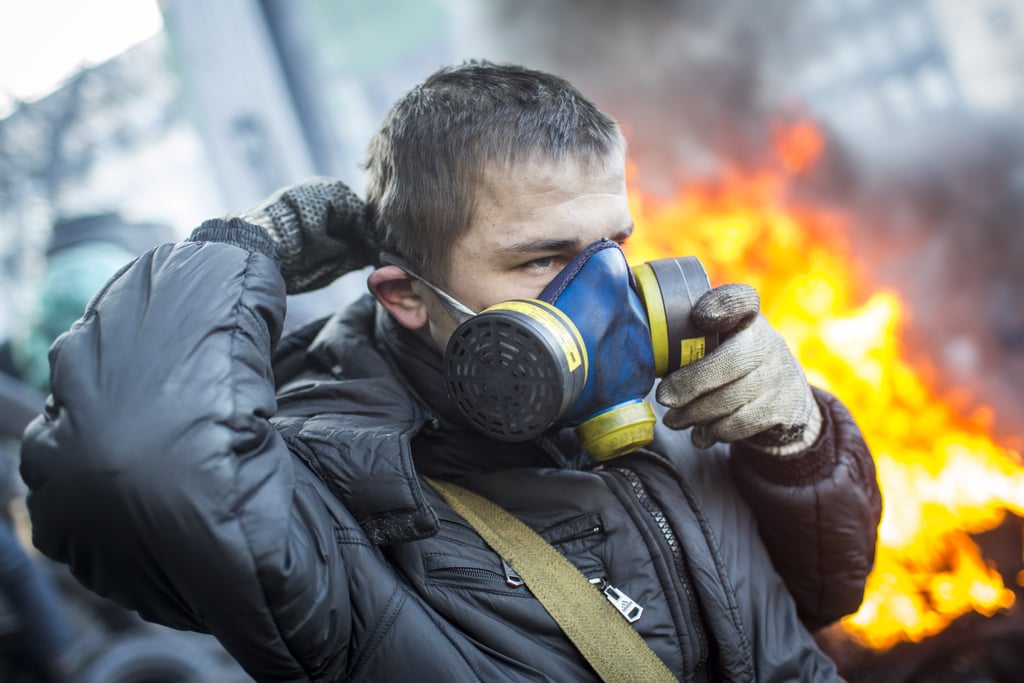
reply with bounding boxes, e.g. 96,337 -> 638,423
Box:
468,193 -> 625,252
478,152 -> 626,196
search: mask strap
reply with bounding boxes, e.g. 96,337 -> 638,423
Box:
378,252 -> 477,324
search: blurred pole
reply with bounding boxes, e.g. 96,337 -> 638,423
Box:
258,0 -> 357,183
0,372 -> 44,439
158,0 -> 317,209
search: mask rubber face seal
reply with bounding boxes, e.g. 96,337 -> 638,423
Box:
443,301 -> 588,441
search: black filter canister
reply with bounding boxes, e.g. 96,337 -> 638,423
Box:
443,299 -> 588,441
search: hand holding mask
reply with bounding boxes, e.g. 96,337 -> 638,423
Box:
655,284 -> 822,456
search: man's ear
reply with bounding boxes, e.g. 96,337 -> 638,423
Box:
367,266 -> 429,331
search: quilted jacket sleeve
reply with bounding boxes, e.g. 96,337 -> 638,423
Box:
20,232 -> 354,681
728,387 -> 883,630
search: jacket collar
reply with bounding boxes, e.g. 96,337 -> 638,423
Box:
280,296 -> 578,544
275,296 -> 438,544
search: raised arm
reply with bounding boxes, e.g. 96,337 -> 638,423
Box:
20,180 -> 376,679
655,282 -> 882,628
728,387 -> 881,628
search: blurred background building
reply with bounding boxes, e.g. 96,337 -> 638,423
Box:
794,0 -> 1024,161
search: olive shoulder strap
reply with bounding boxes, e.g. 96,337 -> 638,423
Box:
424,477 -> 677,683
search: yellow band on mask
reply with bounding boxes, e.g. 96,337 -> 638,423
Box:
484,300 -> 589,375
631,262 -> 669,376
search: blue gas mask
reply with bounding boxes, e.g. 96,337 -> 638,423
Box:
417,238 -> 718,461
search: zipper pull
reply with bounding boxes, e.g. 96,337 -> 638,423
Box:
503,559 -> 525,588
589,577 -> 644,623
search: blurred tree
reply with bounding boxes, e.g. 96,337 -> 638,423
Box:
0,37 -> 181,338
0,45 -> 178,216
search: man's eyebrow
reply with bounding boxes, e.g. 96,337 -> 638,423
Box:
494,238 -> 581,256
495,224 -> 635,256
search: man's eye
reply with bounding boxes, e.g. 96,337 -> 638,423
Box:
522,256 -> 558,270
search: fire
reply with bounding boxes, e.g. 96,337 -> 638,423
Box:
625,121 -> 1024,650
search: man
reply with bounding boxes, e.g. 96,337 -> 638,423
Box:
21,61 -> 881,681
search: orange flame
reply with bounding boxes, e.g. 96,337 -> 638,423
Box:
625,122 -> 1024,651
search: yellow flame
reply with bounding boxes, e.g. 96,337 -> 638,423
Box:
625,128 -> 1023,651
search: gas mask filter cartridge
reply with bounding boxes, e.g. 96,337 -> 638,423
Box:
443,250 -> 718,460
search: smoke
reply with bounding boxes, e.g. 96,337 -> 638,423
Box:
446,0 -> 1024,439
851,120 -> 1024,442
448,0 -> 808,194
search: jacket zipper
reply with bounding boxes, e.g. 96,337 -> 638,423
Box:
431,565 -> 508,583
502,560 -> 525,587
588,576 -> 644,623
436,519 -> 643,618
547,523 -> 605,545
613,466 -> 710,678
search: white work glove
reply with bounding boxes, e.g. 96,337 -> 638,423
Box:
232,177 -> 375,293
655,283 -> 822,456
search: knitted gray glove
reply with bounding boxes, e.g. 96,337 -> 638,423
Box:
655,283 -> 822,456
231,177 -> 375,294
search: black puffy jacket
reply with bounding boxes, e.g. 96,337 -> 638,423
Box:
21,237 -> 881,681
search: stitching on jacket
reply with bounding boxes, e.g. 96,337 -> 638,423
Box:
824,390 -> 881,513
814,485 -> 826,621
670,467 -> 756,681
229,250 -> 316,682
287,435 -> 337,498
334,527 -> 373,548
811,391 -> 880,620
368,304 -> 438,535
45,249 -> 155,412
728,387 -> 879,628
413,591 -> 487,683
238,303 -> 273,366
81,249 -> 149,323
605,467 -> 689,669
346,588 -> 406,680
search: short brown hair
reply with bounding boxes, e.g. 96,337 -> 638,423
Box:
364,60 -> 622,286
